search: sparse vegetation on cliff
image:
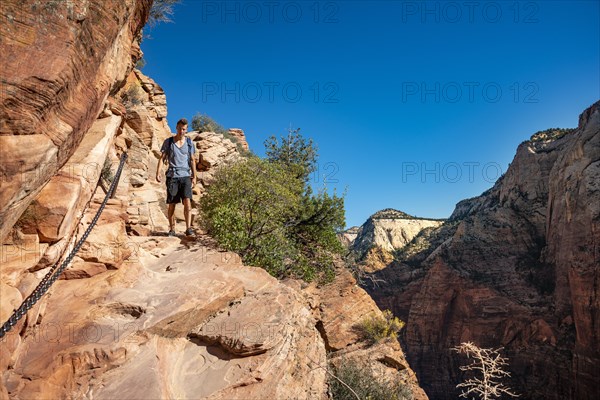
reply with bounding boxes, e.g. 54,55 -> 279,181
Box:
530,128 -> 575,143
148,0 -> 180,27
198,128 -> 345,282
328,358 -> 412,400
192,113 -> 227,135
192,112 -> 248,155
135,57 -> 146,69
372,208 -> 446,221
355,310 -> 405,344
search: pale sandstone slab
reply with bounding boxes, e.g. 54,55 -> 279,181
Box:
0,282 -> 22,324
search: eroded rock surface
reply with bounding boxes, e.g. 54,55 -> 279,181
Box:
192,130 -> 244,192
0,3 -> 428,396
1,65 -> 427,400
227,128 -> 250,152
2,240 -> 326,399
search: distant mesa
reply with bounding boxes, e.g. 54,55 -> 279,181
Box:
342,208 -> 444,272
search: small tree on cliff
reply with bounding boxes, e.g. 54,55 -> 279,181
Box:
264,127 -> 317,183
198,128 -> 345,282
452,342 -> 519,400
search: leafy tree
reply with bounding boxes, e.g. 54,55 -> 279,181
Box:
452,342 -> 520,400
199,156 -> 314,277
264,127 -> 318,182
199,156 -> 302,276
286,185 -> 345,281
199,128 -> 345,282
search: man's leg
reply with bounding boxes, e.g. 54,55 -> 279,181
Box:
166,177 -> 177,234
182,176 -> 194,234
168,203 -> 176,231
183,198 -> 191,229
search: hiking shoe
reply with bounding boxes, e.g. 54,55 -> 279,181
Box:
168,230 -> 176,237
185,228 -> 194,236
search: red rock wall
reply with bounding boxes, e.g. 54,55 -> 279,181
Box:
0,0 -> 152,242
544,104 -> 600,398
366,101 -> 600,400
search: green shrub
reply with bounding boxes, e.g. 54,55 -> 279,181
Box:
530,127 -> 575,143
198,129 -> 345,282
135,57 -> 146,69
355,310 -> 405,344
199,157 -> 301,274
191,113 -> 227,134
287,185 -> 346,281
329,359 -> 413,400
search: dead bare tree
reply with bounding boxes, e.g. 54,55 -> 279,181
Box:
452,341 -> 520,400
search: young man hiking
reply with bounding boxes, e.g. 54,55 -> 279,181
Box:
156,118 -> 197,236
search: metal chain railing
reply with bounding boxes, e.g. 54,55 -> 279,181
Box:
0,153 -> 128,339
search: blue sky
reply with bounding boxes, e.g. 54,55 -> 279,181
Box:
140,0 -> 600,229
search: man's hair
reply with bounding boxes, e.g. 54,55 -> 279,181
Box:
176,118 -> 188,128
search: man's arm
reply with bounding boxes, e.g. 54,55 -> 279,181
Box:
191,152 -> 198,186
156,152 -> 165,182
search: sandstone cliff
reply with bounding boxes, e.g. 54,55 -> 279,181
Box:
349,209 -> 444,272
0,0 -> 153,242
364,102 -> 600,399
0,65 -> 323,398
337,226 -> 359,248
352,209 -> 444,256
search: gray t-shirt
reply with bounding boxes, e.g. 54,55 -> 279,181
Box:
161,136 -> 196,178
